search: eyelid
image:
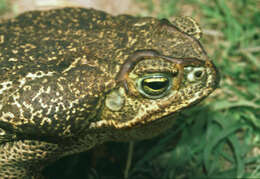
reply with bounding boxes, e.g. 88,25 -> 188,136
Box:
135,68 -> 178,77
143,77 -> 168,83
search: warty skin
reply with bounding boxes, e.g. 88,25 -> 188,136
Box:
0,7 -> 219,178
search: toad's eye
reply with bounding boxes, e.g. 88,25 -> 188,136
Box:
137,74 -> 172,99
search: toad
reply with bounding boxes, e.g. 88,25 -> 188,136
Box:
0,7 -> 219,178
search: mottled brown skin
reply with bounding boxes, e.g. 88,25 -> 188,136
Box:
0,7 -> 219,178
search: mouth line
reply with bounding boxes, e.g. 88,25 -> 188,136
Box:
134,85 -> 211,126
157,81 -> 212,123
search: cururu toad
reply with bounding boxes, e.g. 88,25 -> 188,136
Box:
0,7 -> 219,178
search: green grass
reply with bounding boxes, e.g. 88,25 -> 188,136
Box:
0,0 -> 9,15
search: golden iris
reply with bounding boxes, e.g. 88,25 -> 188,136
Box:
137,74 -> 172,99
142,77 -> 169,95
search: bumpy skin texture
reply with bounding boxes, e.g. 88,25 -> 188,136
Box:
0,8 -> 219,178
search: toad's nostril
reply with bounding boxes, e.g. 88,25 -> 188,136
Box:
194,70 -> 203,78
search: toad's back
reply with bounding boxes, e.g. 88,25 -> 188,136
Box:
0,7 -> 219,178
0,8 -> 131,139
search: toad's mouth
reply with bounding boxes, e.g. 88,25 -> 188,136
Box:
89,83 -> 214,131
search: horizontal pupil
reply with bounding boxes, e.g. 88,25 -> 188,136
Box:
143,79 -> 169,90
